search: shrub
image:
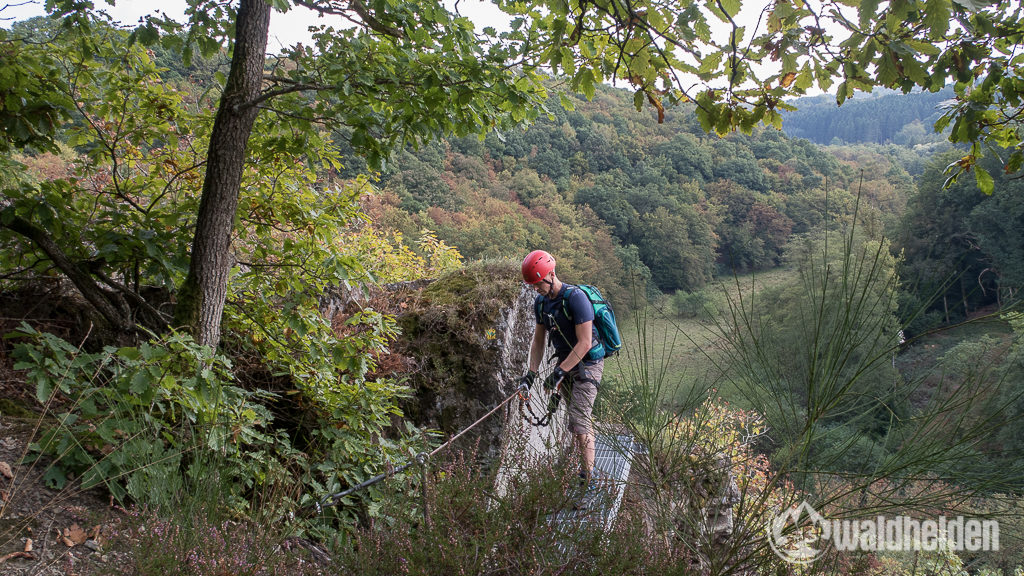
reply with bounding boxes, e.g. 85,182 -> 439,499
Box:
671,289 -> 722,321
9,323 -> 419,532
331,447 -> 685,575
12,325 -> 285,504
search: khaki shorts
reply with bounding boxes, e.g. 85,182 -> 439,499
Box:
566,359 -> 603,436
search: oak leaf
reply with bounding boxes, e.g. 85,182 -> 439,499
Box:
63,523 -> 88,546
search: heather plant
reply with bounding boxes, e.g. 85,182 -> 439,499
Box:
331,445 -> 685,575
109,506 -> 320,576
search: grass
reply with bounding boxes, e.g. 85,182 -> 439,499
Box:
607,267 -> 1016,418
604,267 -> 796,411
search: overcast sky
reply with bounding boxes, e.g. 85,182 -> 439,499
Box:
0,0 -> 511,52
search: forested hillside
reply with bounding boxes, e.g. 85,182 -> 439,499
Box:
781,87 -> 955,146
352,83 -> 916,312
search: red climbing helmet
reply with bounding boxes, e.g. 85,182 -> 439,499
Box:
522,250 -> 556,284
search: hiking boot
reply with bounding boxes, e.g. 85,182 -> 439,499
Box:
571,470 -> 608,511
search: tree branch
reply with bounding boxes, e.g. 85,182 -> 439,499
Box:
290,0 -> 403,38
1,211 -> 133,334
93,270 -> 171,329
235,82 -> 326,112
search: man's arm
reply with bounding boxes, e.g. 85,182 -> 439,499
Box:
529,324 -> 546,373
559,320 -> 593,372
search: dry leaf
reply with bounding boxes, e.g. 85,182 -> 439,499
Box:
59,533 -> 74,547
68,524 -> 88,545
0,551 -> 34,564
63,523 -> 88,546
1,490 -> 8,503
0,461 -> 12,479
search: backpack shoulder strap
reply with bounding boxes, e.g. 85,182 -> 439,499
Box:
561,285 -> 576,322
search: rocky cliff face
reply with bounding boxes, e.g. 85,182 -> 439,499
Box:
321,260 -> 539,459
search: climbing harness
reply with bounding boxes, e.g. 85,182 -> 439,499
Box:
519,296 -> 587,429
312,389 -> 520,515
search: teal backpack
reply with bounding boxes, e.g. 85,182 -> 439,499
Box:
547,284 -> 622,361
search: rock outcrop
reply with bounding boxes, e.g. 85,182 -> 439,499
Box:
321,260 -> 537,459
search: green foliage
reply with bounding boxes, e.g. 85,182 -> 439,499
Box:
671,288 -> 724,322
240,0 -> 551,170
0,18 -> 74,153
9,319 -> 427,533
896,152 -> 1024,325
495,0 -> 1024,186
635,205 -> 715,293
10,325 -> 282,504
719,228 -> 905,471
653,133 -> 714,182
3,6 -> 908,339
0,13 -> 428,455
926,318 -> 1024,476
371,85 -> 888,307
966,182 -> 1024,294
0,18 -> 205,335
5,0 -> 1022,353
225,157 -> 396,407
707,179 -> 794,273
713,227 -> 1024,539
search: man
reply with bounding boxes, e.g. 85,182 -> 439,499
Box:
518,249 -> 604,492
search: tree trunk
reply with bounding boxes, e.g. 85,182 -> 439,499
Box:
175,0 -> 271,349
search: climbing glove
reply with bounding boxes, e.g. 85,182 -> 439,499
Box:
518,371 -> 536,396
547,391 -> 562,414
543,366 -> 567,393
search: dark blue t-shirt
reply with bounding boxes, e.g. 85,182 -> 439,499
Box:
535,284 -> 598,359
